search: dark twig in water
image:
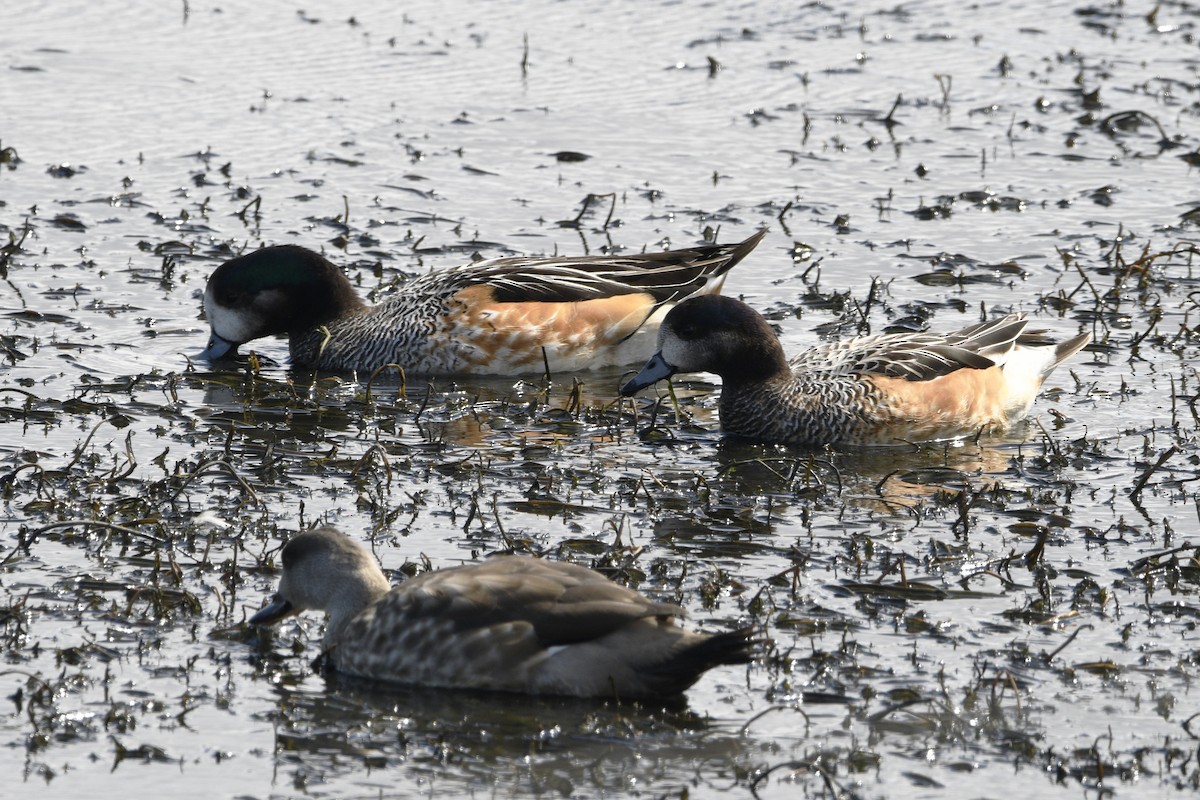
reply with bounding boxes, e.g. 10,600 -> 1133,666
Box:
717,456 -> 841,495
1023,526 -> 1048,568
24,519 -> 168,546
0,386 -> 40,401
600,192 -> 616,228
663,378 -> 683,424
1034,419 -> 1062,463
951,487 -> 973,538
351,445 -> 393,488
750,758 -> 861,800
739,704 -> 811,736
365,363 -> 407,402
1183,710 -> 1200,740
934,73 -> 951,107
0,216 -> 33,291
560,192 -> 617,229
1067,256 -> 1103,309
1098,110 -> 1174,148
103,431 -> 138,485
874,469 -> 902,496
562,194 -> 596,229
1128,543 -> 1200,574
490,493 -> 511,548
776,201 -> 792,234
0,463 -> 45,500
414,383 -> 433,422
790,455 -> 842,494
236,195 -> 261,222
0,669 -> 54,695
168,458 -> 262,506
566,377 -> 584,417
1044,623 -> 1095,663
717,458 -> 792,482
65,418 -> 118,472
867,697 -> 930,725
1130,446 -> 1178,504
1127,303 -> 1162,358
882,93 -> 902,128
995,667 -> 1024,715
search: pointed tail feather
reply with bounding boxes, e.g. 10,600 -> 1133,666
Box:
638,626 -> 763,696
1050,331 -> 1091,375
639,228 -> 768,303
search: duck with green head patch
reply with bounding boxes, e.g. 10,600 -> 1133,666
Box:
620,294 -> 1092,446
199,230 -> 766,375
249,526 -> 758,699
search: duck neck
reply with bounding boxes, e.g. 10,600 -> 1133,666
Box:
321,566 -> 392,649
716,375 -> 801,445
271,248 -> 369,333
718,339 -> 791,384
296,277 -> 368,331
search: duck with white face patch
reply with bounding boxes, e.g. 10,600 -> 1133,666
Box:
620,294 -> 1092,447
198,231 -> 766,375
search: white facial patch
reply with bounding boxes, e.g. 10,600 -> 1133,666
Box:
659,329 -> 699,372
204,284 -> 260,344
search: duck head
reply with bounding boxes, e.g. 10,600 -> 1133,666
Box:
250,526 -> 391,637
199,245 -> 365,361
619,294 -> 788,394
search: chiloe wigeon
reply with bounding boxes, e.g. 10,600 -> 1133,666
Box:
199,231 -> 766,375
620,294 -> 1091,446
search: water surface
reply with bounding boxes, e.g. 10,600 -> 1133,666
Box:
1,1 -> 1198,798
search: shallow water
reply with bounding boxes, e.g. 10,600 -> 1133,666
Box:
2,0 -> 1199,798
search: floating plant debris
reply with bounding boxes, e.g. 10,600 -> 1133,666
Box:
1,2 -> 1199,799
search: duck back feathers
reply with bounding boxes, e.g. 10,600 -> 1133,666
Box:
477,233 -> 763,303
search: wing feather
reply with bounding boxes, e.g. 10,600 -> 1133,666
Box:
792,314 -> 1030,382
425,230 -> 765,304
389,557 -> 682,647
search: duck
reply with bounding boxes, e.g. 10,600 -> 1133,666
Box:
619,294 -> 1091,446
249,526 -> 757,699
198,230 -> 766,375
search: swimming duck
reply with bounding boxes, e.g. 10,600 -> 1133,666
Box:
620,295 -> 1091,446
249,526 -> 756,698
199,230 -> 766,375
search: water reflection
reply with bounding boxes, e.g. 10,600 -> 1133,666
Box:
707,433 -> 1038,507
2,0 -> 1198,797
259,674 -> 758,797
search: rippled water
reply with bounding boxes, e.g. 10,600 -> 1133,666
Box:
2,0 -> 1199,798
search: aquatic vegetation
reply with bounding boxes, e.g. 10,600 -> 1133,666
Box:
1,1 -> 1200,798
